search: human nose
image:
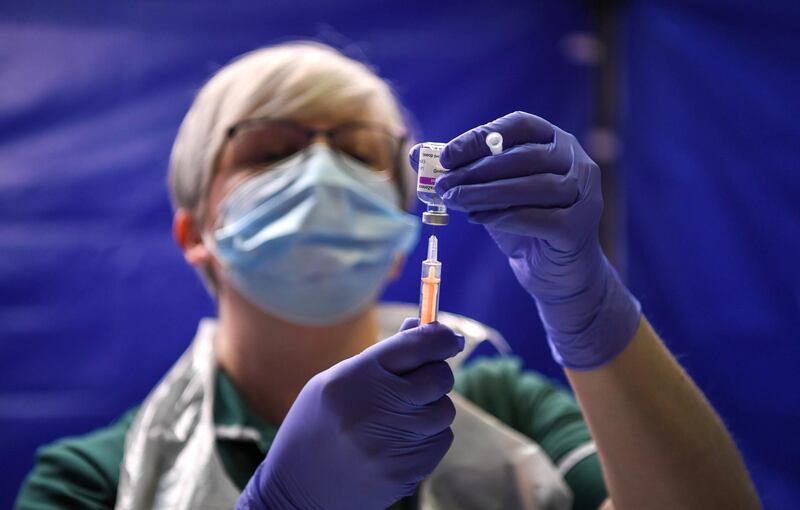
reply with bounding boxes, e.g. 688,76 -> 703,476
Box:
309,132 -> 333,147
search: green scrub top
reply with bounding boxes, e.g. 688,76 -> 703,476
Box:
15,356 -> 607,510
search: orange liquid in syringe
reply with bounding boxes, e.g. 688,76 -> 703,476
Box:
420,265 -> 440,325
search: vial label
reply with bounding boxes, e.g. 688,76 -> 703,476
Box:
417,142 -> 447,193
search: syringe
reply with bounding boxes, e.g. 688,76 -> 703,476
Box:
419,235 -> 442,325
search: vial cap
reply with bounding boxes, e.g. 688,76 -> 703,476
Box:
422,211 -> 449,226
486,132 -> 504,155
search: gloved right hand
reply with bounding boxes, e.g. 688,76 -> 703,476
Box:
236,319 -> 464,510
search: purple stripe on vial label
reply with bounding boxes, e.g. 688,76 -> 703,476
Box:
419,177 -> 436,185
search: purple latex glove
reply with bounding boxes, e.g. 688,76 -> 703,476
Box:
236,319 -> 463,510
410,112 -> 640,369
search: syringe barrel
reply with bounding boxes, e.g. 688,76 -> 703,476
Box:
421,260 -> 441,279
419,260 -> 441,325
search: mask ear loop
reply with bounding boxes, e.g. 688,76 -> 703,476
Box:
201,229 -> 218,257
193,228 -> 220,299
192,196 -> 226,298
198,124 -> 245,299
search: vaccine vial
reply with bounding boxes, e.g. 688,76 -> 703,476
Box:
416,142 -> 449,226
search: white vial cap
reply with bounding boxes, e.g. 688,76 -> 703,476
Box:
486,131 -> 504,155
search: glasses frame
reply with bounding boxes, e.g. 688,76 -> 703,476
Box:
224,118 -> 409,204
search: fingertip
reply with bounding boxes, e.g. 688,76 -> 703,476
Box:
428,362 -> 456,398
443,395 -> 456,424
440,426 -> 455,450
440,135 -> 480,170
434,165 -> 467,193
419,427 -> 455,475
399,317 -> 419,332
498,111 -> 555,143
456,334 -> 466,352
439,142 -> 456,169
443,366 -> 456,394
433,173 -> 454,197
408,144 -> 422,171
425,322 -> 465,355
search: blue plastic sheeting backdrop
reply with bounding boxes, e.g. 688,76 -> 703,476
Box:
1,0 -> 798,508
0,1 -> 593,506
621,1 -> 800,508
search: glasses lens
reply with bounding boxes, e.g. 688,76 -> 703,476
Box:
226,122 -> 309,170
331,125 -> 401,172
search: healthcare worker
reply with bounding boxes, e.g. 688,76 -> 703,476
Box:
15,42 -> 760,510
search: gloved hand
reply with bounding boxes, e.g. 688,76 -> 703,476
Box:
410,112 -> 640,369
236,319 -> 464,510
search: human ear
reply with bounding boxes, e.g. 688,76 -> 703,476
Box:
173,208 -> 212,268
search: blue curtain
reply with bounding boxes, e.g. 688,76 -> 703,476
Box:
621,1 -> 800,508
0,1 -> 591,505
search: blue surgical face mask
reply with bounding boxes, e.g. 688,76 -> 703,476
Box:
211,144 -> 420,325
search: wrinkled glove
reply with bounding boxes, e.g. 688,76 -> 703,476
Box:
410,111 -> 640,369
236,319 -> 464,510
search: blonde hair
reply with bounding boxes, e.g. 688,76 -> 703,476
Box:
168,41 -> 414,220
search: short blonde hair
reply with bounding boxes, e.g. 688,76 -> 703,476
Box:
168,41 -> 414,220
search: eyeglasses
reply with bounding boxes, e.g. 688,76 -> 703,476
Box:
224,118 -> 407,174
